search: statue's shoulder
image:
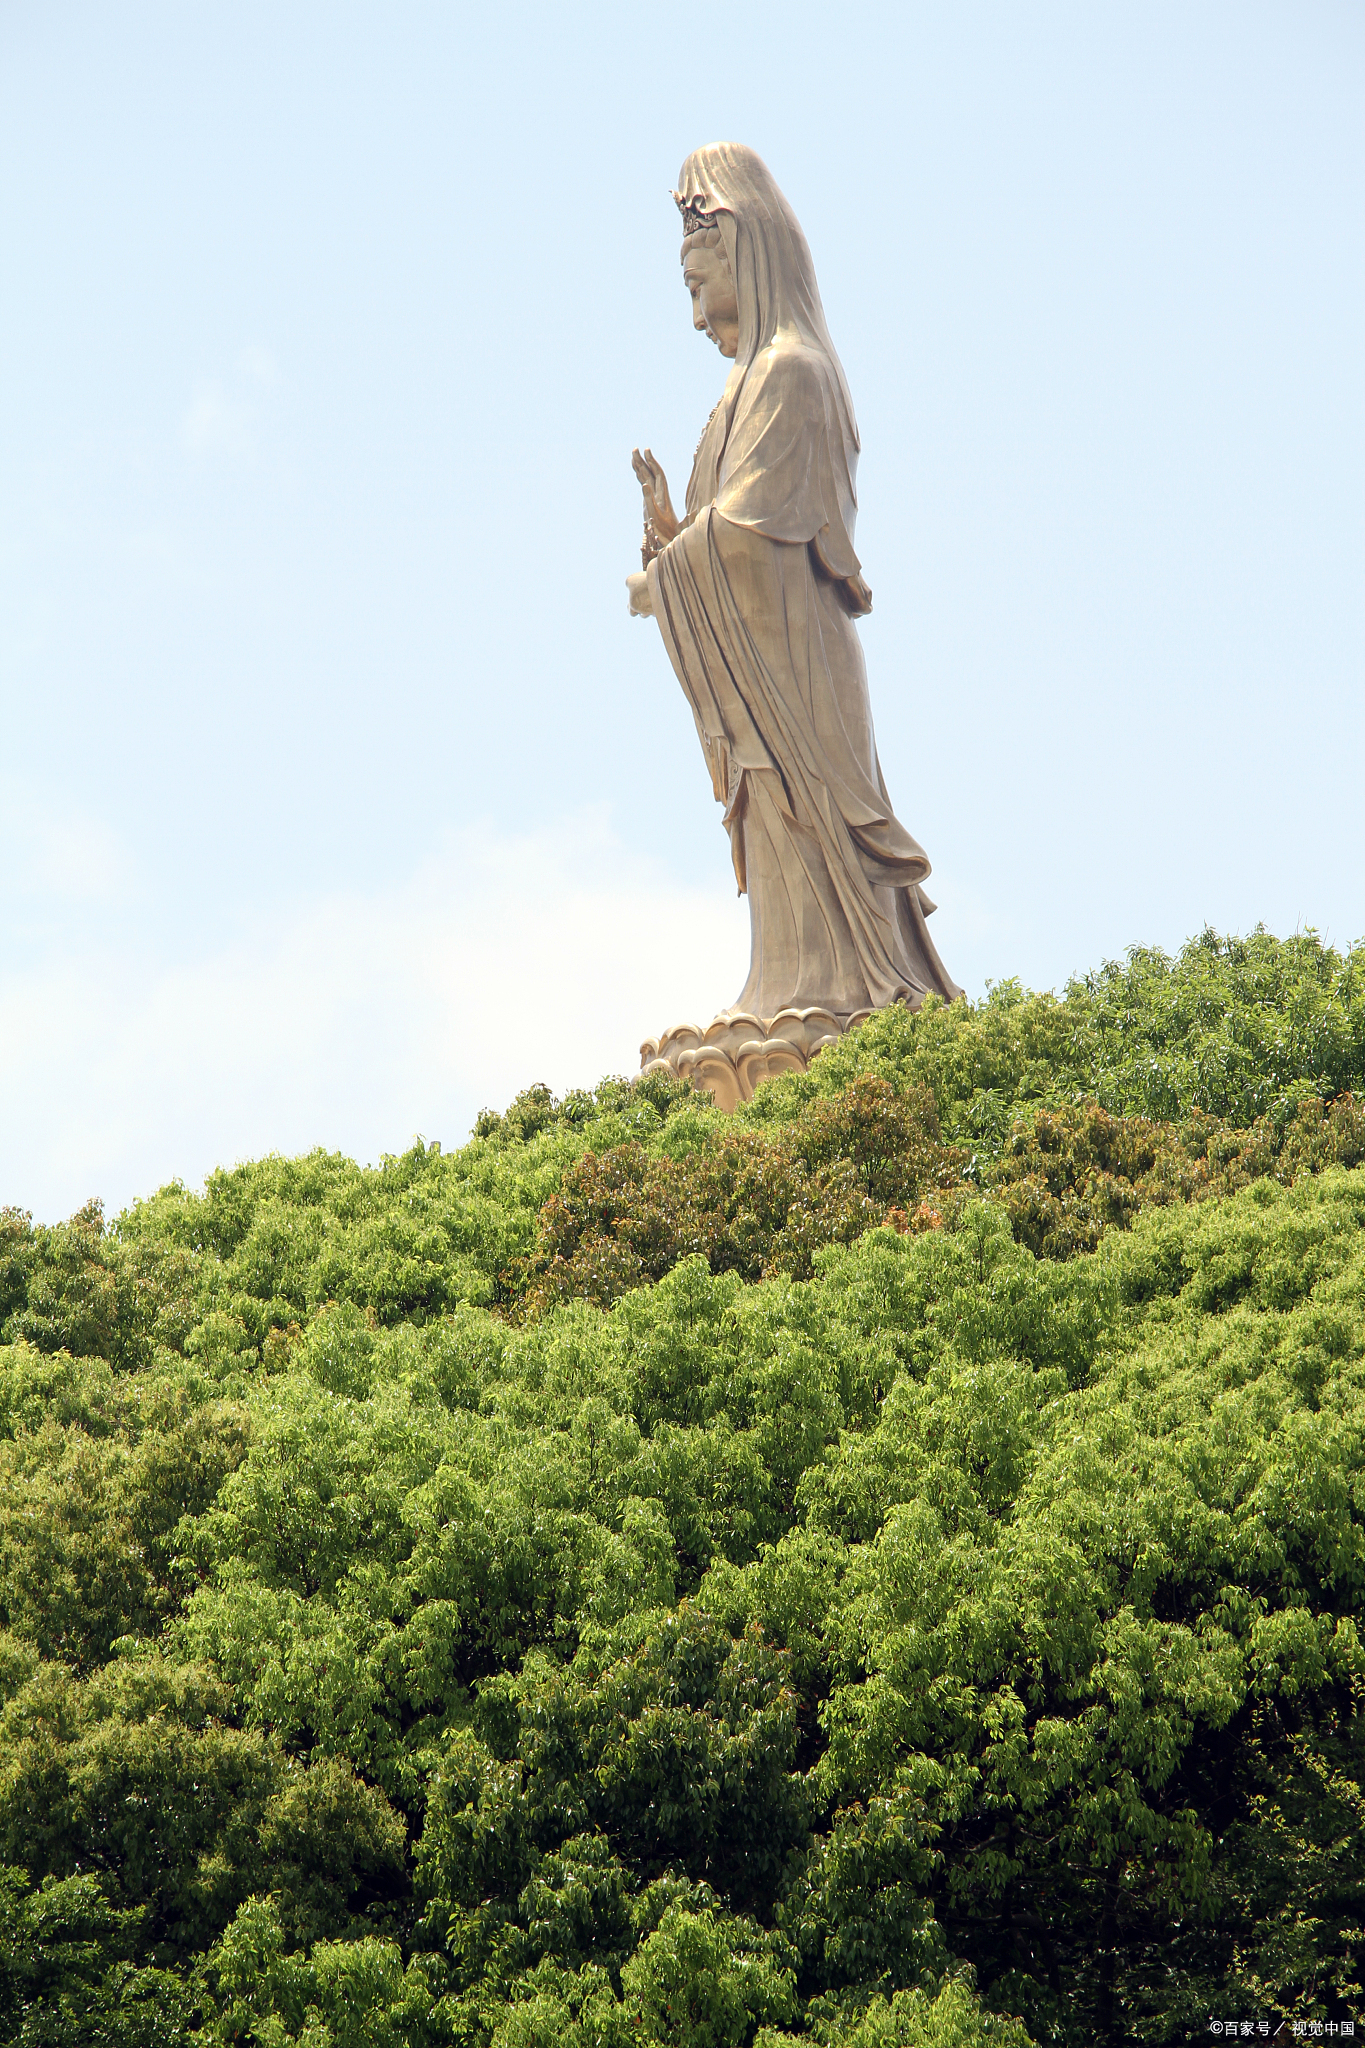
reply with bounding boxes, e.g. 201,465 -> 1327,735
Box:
739,340 -> 831,422
750,337 -> 826,386
736,342 -> 834,438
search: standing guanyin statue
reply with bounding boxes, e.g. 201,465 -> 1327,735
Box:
629,142 -> 961,1110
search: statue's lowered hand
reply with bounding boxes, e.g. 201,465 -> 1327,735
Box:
631,447 -> 680,543
626,571 -> 654,618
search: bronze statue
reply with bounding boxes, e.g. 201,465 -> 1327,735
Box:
631,143 -> 960,1106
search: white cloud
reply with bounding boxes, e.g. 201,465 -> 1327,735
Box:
0,814 -> 750,1221
0,786 -> 138,903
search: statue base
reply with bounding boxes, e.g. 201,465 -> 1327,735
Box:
639,1006 -> 872,1113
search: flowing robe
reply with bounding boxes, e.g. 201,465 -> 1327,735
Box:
648,338 -> 962,1021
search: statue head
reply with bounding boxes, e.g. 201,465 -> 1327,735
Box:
680,223 -> 739,357
673,145 -> 844,389
672,143 -> 861,511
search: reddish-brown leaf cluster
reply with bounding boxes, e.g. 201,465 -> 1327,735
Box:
511,1076 -> 963,1316
994,1092 -> 1365,1259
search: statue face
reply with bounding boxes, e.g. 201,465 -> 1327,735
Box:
682,238 -> 739,358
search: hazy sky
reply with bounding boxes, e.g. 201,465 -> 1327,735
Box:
2,1 -> 1362,1221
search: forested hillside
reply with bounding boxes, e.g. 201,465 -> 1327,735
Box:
2,928 -> 1364,2046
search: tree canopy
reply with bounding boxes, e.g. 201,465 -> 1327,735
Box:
1,927 -> 1363,2045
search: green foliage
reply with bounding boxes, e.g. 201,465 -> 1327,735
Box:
199,1893 -> 446,2048
765,1980 -> 1031,2048
0,1345 -> 246,1667
0,1865 -> 194,2048
767,925 -> 1365,1138
418,1607 -> 807,1944
620,1901 -> 797,2048
2,926 -> 1364,2046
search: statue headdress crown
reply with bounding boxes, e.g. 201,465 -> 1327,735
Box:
675,191 -> 721,239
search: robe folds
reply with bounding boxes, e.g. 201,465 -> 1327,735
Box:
649,338 -> 962,1022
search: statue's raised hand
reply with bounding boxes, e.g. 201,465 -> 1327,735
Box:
632,447 -> 680,544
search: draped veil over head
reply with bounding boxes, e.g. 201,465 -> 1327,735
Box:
673,144 -> 865,590
648,143 -> 961,1026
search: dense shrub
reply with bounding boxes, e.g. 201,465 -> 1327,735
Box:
991,1090 -> 1365,1259
520,1080 -> 960,1312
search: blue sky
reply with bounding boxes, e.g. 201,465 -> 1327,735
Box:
2,0 -> 1362,1219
